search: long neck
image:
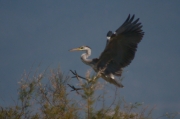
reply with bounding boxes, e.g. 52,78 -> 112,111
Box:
81,48 -> 92,65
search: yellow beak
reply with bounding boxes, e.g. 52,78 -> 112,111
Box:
69,47 -> 81,52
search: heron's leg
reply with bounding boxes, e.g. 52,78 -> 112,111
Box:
97,58 -> 113,76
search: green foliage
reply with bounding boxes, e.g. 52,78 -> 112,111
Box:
0,67 -> 179,119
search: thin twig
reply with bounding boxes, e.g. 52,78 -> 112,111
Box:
70,70 -> 88,80
67,84 -> 82,94
103,87 -> 118,116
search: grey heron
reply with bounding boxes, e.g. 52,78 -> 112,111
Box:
69,14 -> 144,88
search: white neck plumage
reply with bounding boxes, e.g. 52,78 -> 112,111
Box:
81,47 -> 92,65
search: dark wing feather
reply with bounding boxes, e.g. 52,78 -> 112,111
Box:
97,14 -> 144,75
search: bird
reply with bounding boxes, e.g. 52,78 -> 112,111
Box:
69,14 -> 144,88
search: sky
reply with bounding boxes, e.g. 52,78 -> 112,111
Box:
0,0 -> 180,118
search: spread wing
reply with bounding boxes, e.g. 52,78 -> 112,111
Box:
97,14 -> 144,76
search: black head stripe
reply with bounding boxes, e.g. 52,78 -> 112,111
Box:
84,46 -> 91,49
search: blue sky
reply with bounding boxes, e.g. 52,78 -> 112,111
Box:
0,0 -> 180,117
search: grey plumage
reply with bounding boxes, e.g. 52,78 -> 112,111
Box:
69,14 -> 144,88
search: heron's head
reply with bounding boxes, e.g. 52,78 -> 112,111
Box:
69,46 -> 91,52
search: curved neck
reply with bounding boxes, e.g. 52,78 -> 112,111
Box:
81,48 -> 92,65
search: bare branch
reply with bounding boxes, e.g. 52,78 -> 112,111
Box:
67,84 -> 82,94
70,70 -> 88,81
